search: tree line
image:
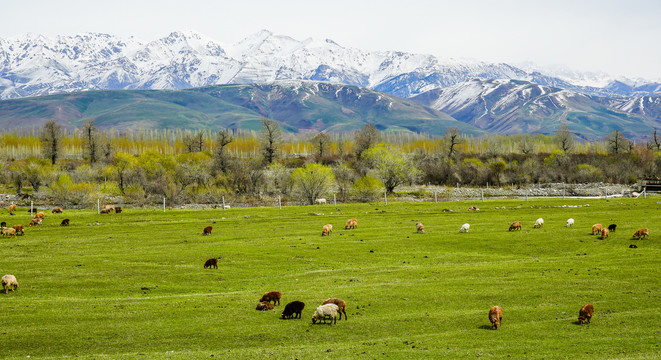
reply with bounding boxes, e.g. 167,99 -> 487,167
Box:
0,119 -> 659,207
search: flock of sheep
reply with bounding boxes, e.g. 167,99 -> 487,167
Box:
253,290 -> 348,325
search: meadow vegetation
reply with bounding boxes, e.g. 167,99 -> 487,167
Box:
0,197 -> 659,359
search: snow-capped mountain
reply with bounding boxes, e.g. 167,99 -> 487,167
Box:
3,30 -> 658,101
410,79 -> 659,139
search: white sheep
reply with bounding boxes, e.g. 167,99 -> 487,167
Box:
534,218 -> 544,228
312,303 -> 338,324
460,223 -> 470,233
566,218 -> 574,227
2,274 -> 18,294
315,198 -> 327,205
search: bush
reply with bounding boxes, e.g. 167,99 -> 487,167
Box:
351,176 -> 384,202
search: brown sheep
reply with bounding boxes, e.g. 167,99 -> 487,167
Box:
633,228 -> 649,239
1,227 -> 16,238
35,212 -> 45,219
600,228 -> 610,240
100,209 -> 111,214
103,204 -> 115,211
202,226 -> 213,235
203,258 -> 218,269
60,219 -> 70,226
416,222 -> 425,233
489,306 -> 503,329
321,224 -> 333,236
114,206 -> 122,214
260,291 -> 282,306
8,204 -> 17,214
322,298 -> 348,320
578,304 -> 594,325
508,221 -> 522,231
28,218 -> 42,227
12,225 -> 24,235
256,301 -> 274,311
1,274 -> 18,294
281,301 -> 306,319
591,224 -> 603,235
51,207 -> 63,214
345,218 -> 357,229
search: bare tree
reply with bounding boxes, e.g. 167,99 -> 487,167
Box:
443,127 -> 461,157
82,119 -> 100,163
354,124 -> 379,158
260,118 -> 282,164
183,131 -> 205,153
519,134 -> 534,155
606,130 -> 630,154
647,129 -> 661,151
554,124 -> 575,153
212,129 -> 234,175
311,132 -> 331,160
41,120 -> 63,165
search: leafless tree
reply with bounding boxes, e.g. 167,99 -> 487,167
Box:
647,129 -> 660,151
183,131 -> 205,152
444,127 -> 462,158
519,134 -> 534,155
554,124 -> 575,153
213,129 -> 234,174
41,120 -> 63,165
82,119 -> 100,163
312,132 -> 331,160
606,130 -> 630,154
354,124 -> 379,158
260,118 -> 282,164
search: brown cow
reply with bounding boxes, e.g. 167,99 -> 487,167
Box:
578,304 -> 594,325
489,306 -> 503,329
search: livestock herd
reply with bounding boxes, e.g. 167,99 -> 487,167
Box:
0,201 -> 653,330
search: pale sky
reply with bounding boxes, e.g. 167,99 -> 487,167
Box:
2,0 -> 660,80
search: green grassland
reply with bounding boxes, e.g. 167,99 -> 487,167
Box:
1,197 -> 659,359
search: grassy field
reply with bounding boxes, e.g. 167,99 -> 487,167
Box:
1,197 -> 659,359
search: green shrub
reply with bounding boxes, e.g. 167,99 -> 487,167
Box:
351,175 -> 384,202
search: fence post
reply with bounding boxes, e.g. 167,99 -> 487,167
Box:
334,193 -> 336,207
644,187 -> 647,199
384,191 -> 388,205
97,199 -> 100,214
222,196 -> 226,210
163,197 -> 166,212
278,195 -> 282,209
434,191 -> 437,203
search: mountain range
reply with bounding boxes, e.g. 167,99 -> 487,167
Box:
0,30 -> 659,139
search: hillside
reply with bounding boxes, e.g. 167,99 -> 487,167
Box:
0,82 -> 484,135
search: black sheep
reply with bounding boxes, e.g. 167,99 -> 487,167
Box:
281,301 -> 305,319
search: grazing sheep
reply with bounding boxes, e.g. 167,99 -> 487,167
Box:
203,258 -> 218,269
312,303 -> 339,324
202,226 -> 213,235
60,219 -> 70,226
260,291 -> 282,306
12,225 -> 24,235
534,218 -> 544,228
509,221 -> 522,231
315,198 -> 327,205
100,209 -> 112,214
633,228 -> 649,239
35,212 -> 45,219
416,222 -> 425,233
1,274 -> 18,294
51,207 -> 63,214
8,204 -> 16,215
460,223 -> 470,233
608,224 -> 616,232
256,301 -> 274,311
27,208 -> 38,214
489,306 -> 503,329
591,224 -> 603,235
345,218 -> 357,229
114,207 -> 122,214
322,224 -> 333,236
281,301 -> 306,319
0,221 -> 5,228
103,204 -> 115,211
28,218 -> 42,227
578,304 -> 594,325
566,218 -> 574,227
322,298 -> 348,320
1,227 -> 16,238
468,206 -> 480,211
